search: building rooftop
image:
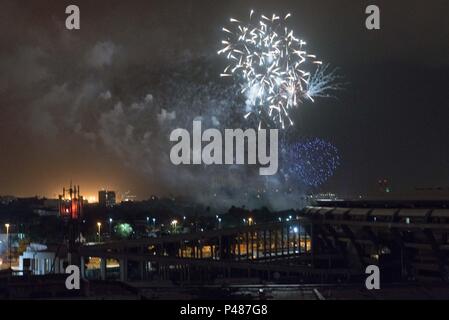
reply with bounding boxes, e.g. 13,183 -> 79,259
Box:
314,199 -> 449,209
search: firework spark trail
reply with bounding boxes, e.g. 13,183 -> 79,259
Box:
307,63 -> 344,100
281,138 -> 340,187
218,11 -> 340,129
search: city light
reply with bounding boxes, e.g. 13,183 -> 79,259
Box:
97,222 -> 102,242
4,223 -> 10,268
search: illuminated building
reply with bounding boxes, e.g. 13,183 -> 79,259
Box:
122,190 -> 136,202
58,183 -> 83,220
19,243 -> 68,275
99,190 -> 116,207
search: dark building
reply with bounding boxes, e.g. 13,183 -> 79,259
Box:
304,199 -> 449,282
98,190 -> 116,207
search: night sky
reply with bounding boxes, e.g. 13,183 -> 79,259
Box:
1,0 -> 448,204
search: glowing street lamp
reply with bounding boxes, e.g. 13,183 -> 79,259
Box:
109,218 -> 113,235
97,222 -> 102,242
171,219 -> 178,232
248,217 -> 253,226
5,224 -> 10,268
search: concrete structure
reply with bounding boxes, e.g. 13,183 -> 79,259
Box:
78,200 -> 449,284
79,219 -> 351,283
303,199 -> 449,282
19,243 -> 67,275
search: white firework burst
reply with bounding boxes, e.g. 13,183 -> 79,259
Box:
218,11 -> 337,129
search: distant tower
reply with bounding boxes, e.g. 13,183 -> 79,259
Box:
98,190 -> 116,207
58,183 -> 83,219
58,183 -> 84,265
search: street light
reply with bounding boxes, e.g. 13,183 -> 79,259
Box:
97,222 -> 102,242
109,218 -> 113,235
171,219 -> 178,233
248,217 -> 253,226
4,224 -> 10,269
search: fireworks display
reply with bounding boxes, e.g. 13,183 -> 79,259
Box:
281,138 -> 340,187
218,10 -> 339,129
